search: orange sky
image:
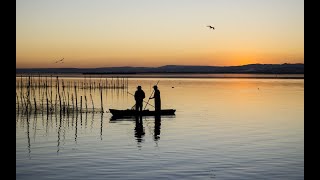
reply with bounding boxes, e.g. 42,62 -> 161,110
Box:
16,0 -> 304,68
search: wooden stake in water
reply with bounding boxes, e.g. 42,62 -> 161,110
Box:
38,74 -> 40,89
100,84 -> 103,113
63,101 -> 66,115
50,75 -> 53,109
34,98 -> 37,113
38,74 -> 41,102
22,94 -> 27,111
67,92 -> 69,115
55,93 -> 58,113
75,83 -> 78,112
41,91 -> 44,113
89,76 -> 92,91
26,76 -> 31,112
20,75 -> 23,109
57,76 -> 62,114
80,96 -> 82,114
71,94 -> 74,112
85,96 -> 88,113
47,98 -> 49,114
90,93 -> 94,112
16,92 -> 19,112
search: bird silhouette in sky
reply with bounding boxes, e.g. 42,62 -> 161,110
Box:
55,58 -> 64,63
207,25 -> 215,30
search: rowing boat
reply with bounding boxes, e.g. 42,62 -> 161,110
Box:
109,109 -> 176,117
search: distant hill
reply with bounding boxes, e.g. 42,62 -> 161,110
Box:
16,63 -> 304,74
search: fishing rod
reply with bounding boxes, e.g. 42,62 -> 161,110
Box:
127,91 -> 155,108
144,80 -> 160,110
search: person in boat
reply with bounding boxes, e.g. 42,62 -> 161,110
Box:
134,86 -> 145,112
149,85 -> 161,113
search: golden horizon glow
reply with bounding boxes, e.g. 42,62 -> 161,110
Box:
17,0 -> 304,68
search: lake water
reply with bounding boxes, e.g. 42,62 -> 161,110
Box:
16,77 -> 304,179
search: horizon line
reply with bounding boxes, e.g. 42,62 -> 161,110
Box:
16,63 -> 304,69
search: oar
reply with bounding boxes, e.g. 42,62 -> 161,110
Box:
144,80 -> 160,110
127,92 -> 155,108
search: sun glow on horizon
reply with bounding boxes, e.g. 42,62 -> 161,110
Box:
16,0 -> 304,68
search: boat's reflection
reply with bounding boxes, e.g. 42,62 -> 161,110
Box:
109,115 -> 175,145
109,115 -> 175,121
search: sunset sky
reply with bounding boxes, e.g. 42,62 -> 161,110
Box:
16,0 -> 304,68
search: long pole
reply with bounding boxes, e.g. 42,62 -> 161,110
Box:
127,92 -> 155,108
144,80 -> 159,110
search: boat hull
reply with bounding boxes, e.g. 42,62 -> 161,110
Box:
109,109 -> 176,117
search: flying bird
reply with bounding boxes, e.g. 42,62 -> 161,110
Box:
55,58 -> 64,63
207,25 -> 215,30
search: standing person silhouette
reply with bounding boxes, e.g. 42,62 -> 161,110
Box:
149,85 -> 161,113
134,86 -> 145,112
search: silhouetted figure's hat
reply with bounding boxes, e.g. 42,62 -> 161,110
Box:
137,86 -> 142,89
153,85 -> 158,89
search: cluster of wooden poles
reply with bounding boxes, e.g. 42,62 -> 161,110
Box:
16,75 -> 128,115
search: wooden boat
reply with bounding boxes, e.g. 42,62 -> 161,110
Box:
109,108 -> 176,117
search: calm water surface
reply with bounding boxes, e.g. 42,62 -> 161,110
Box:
16,78 -> 304,179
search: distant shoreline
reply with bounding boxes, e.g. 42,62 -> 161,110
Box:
15,64 -> 304,79
80,72 -> 304,75
15,72 -> 305,74
15,63 -> 304,75
15,73 -> 304,79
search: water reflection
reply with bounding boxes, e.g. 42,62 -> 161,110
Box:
90,113 -> 95,132
18,100 -> 172,159
75,112 -> 78,143
17,77 -> 304,180
18,112 -> 103,154
33,112 -> 38,143
85,112 -> 88,129
134,115 -> 145,146
154,115 -> 161,141
100,113 -> 104,140
109,115 -> 166,146
26,112 -> 31,159
57,115 -> 62,154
